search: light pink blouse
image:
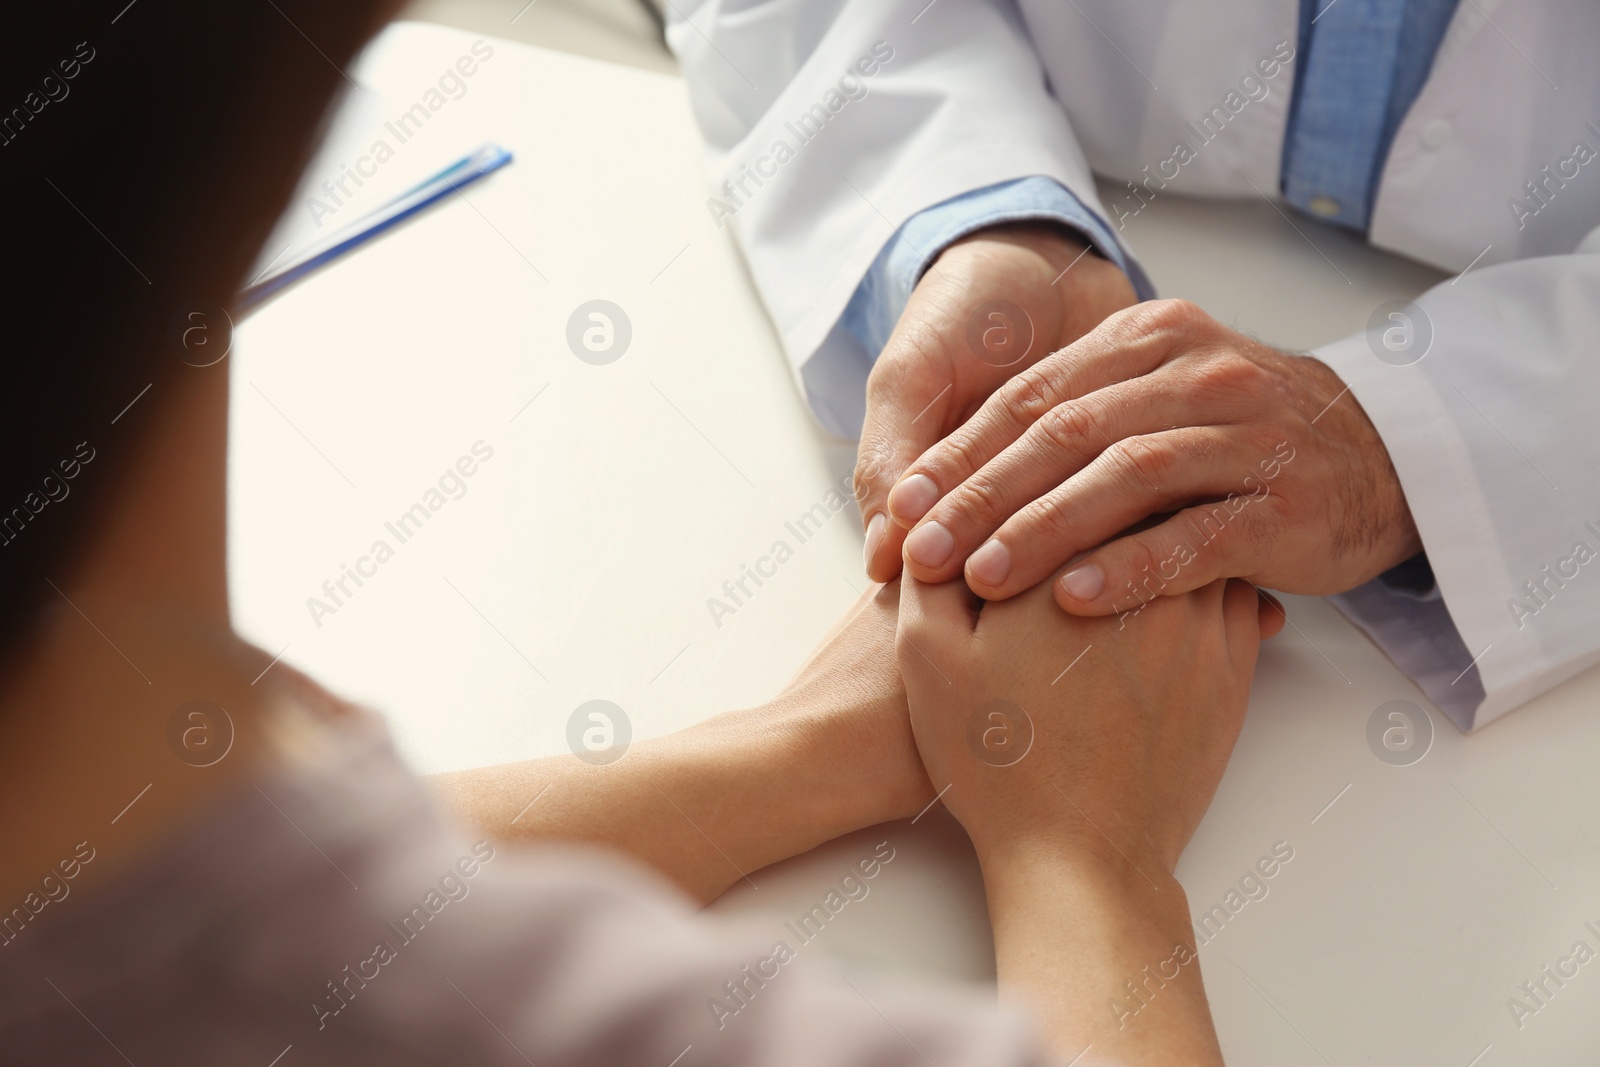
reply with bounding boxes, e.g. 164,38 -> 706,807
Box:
0,710 -> 1048,1067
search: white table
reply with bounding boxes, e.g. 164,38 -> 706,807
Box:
230,22 -> 1600,1065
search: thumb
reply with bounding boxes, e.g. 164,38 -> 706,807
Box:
857,354 -> 956,583
896,572 -> 976,680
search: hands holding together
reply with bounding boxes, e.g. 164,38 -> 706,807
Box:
849,224 -> 1412,1059
457,223 -> 1412,1066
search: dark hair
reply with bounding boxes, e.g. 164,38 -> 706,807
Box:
0,1 -> 396,666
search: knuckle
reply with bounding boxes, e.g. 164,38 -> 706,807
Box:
1035,401 -> 1106,457
1234,424 -> 1281,462
1176,501 -> 1255,574
1114,537 -> 1167,603
1108,435 -> 1176,488
999,363 -> 1065,425
945,471 -> 1011,531
1016,490 -> 1078,545
1149,297 -> 1207,330
927,425 -> 988,482
1238,509 -> 1278,566
1194,350 -> 1271,403
1179,506 -> 1227,556
1123,297 -> 1207,339
1177,427 -> 1221,467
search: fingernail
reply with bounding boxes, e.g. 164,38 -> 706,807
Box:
968,539 -> 1012,586
904,521 -> 954,568
888,474 -> 939,524
863,512 -> 886,570
1059,564 -> 1105,601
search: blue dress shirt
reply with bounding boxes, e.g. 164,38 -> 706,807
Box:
838,177 -> 1157,357
1282,0 -> 1461,231
841,0 -> 1461,356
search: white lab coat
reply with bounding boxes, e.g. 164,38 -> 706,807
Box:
667,0 -> 1600,730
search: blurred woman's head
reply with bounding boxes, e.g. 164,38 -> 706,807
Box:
0,1 -> 396,670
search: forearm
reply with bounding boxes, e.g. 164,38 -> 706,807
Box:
432,584 -> 931,903
981,845 -> 1222,1066
431,701 -> 910,901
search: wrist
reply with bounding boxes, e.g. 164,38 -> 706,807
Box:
1297,355 -> 1424,575
980,836 -> 1188,914
942,219 -> 1092,274
981,844 -> 1219,1065
759,681 -> 933,826
939,222 -> 1137,341
757,585 -> 933,825
981,840 -> 1199,1007
684,684 -> 928,851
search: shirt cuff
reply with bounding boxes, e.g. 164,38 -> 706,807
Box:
1329,554 -> 1486,733
838,176 -> 1155,358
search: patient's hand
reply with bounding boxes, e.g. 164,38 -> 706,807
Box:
896,573 -> 1276,1064
771,579 -> 933,820
897,572 -> 1271,874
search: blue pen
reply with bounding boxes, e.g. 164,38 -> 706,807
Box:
239,142 -> 514,312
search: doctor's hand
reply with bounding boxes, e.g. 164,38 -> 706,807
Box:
887,299 -> 1422,616
856,223 -> 1137,582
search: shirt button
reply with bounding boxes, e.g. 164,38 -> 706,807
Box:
1308,195 -> 1341,218
1422,117 -> 1452,149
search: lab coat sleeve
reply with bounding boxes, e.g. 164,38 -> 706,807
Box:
666,0 -> 1142,438
1313,230 -> 1600,731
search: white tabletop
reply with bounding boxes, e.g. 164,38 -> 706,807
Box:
229,22 -> 1600,1066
